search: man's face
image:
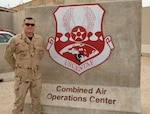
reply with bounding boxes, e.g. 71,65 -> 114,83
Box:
22,19 -> 36,33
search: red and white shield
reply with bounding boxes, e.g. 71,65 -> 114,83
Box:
46,4 -> 114,75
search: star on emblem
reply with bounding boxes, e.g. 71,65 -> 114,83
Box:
73,28 -> 85,40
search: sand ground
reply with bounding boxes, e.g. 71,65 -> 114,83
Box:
0,56 -> 149,114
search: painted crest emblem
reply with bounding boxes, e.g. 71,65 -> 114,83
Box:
46,4 -> 114,74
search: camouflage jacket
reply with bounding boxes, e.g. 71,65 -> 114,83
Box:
4,32 -> 45,81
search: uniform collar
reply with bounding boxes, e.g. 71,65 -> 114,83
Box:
21,32 -> 35,44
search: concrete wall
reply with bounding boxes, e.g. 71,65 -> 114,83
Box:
0,11 -> 13,30
12,10 -> 25,34
142,7 -> 150,44
17,0 -> 141,114
0,0 -> 142,114
141,7 -> 150,55
11,0 -> 64,11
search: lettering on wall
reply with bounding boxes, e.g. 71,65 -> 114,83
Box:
47,85 -> 116,105
27,84 -> 141,112
46,4 -> 114,74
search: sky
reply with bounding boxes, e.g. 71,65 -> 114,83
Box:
0,0 -> 150,8
0,0 -> 32,8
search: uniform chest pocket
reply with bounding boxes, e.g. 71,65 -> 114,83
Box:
34,44 -> 43,51
16,45 -> 29,58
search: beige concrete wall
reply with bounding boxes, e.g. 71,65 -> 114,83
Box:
37,0 -> 141,87
0,12 -> 13,30
142,7 -> 150,44
11,0 -> 64,11
12,10 -> 25,34
141,7 -> 150,55
0,0 -> 142,114
16,0 -> 141,113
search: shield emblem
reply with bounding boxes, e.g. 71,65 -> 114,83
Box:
46,4 -> 114,75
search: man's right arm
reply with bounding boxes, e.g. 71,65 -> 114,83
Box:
4,38 -> 16,70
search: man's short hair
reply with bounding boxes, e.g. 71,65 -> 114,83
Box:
24,17 -> 35,22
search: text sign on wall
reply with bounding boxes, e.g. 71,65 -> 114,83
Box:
26,84 -> 141,113
46,4 -> 114,74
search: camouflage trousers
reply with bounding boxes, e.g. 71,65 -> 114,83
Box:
12,79 -> 42,114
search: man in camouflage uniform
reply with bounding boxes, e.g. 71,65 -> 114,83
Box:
4,17 -> 45,114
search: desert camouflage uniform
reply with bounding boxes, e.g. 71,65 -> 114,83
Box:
4,32 -> 45,114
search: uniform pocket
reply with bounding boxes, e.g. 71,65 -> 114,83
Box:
16,44 -> 29,59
